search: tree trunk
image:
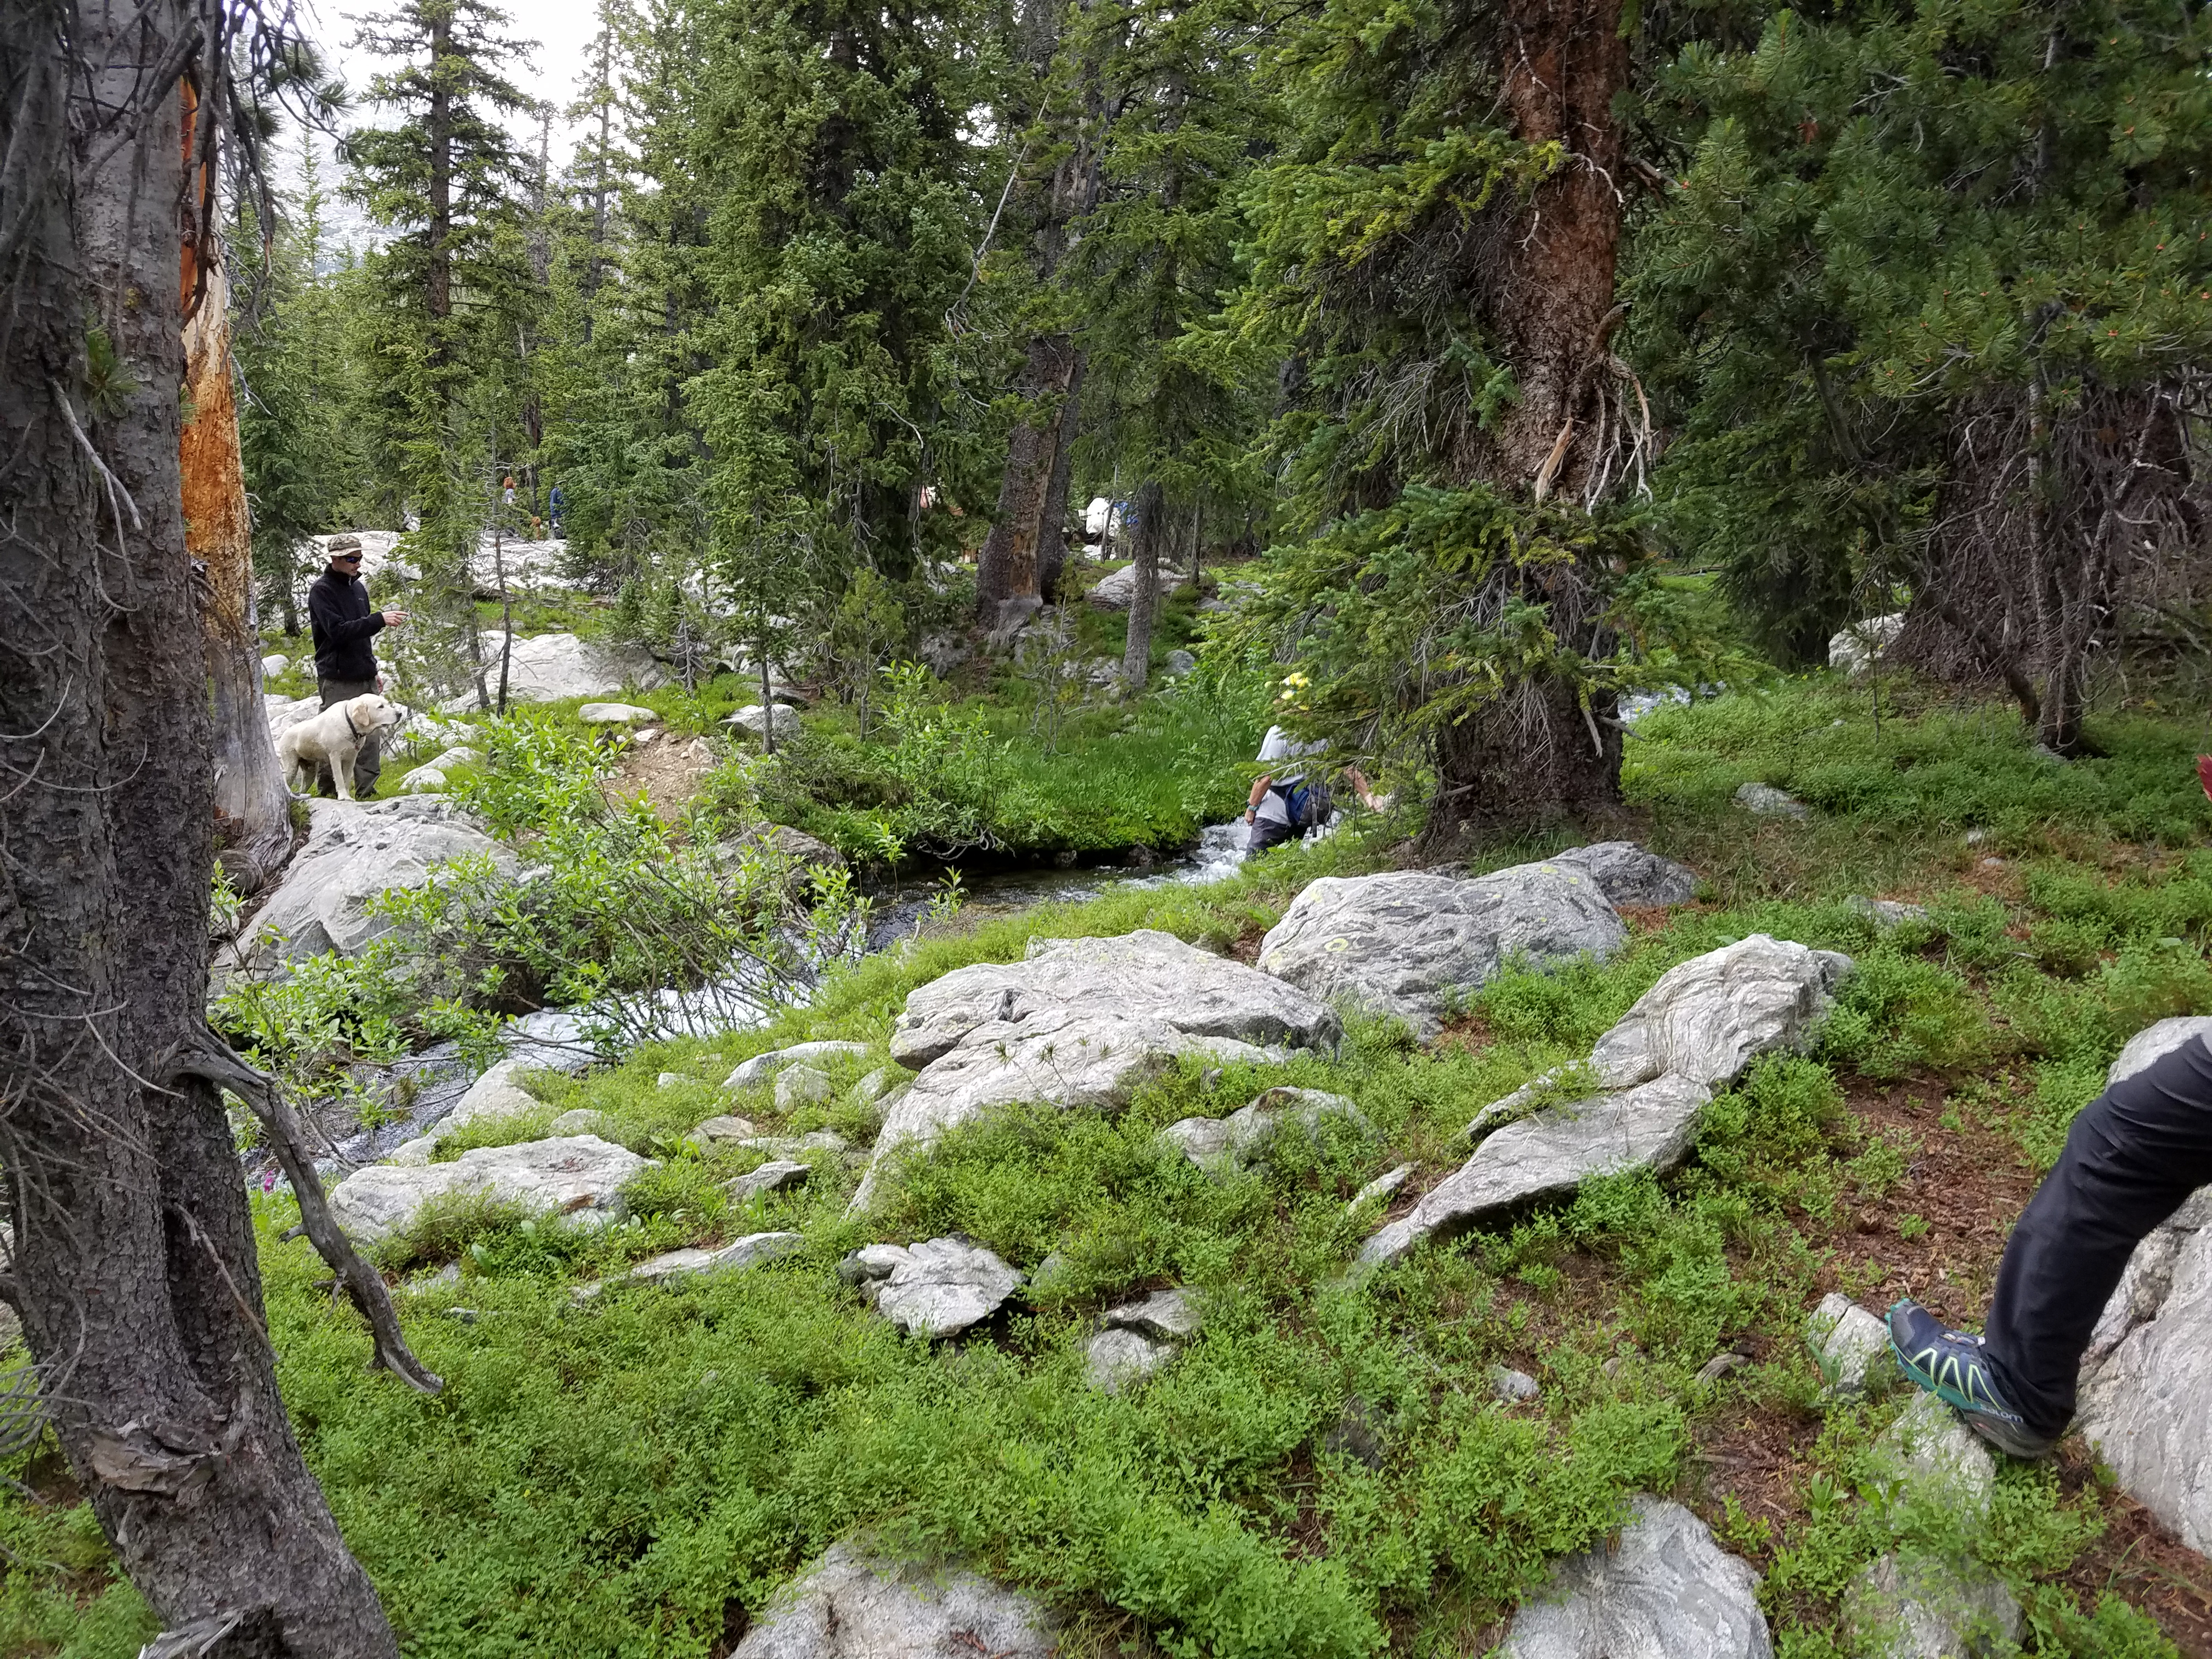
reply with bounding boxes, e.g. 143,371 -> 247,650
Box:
0,5 -> 399,1650
1038,351 -> 1085,602
185,255 -> 293,893
1425,0 -> 1630,851
976,336 -> 1079,618
1477,0 -> 1630,492
1120,481 -> 1164,690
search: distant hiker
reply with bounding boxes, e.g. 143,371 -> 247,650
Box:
502,475 -> 517,509
306,535 -> 407,798
548,482 -> 565,535
1243,727 -> 1379,853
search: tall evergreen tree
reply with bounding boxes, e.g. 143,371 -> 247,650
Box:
1228,0 -> 1690,846
342,0 -> 541,702
1635,1 -> 2212,744
684,0 -> 986,708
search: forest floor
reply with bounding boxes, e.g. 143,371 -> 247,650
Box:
8,672 -> 2212,1658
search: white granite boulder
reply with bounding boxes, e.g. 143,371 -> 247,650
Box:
1086,562 -> 1139,610
577,701 -> 658,724
399,765 -> 449,794
261,653 -> 289,678
839,1237 -> 1025,1339
1159,1087 -> 1372,1173
623,1232 -> 804,1284
1734,782 -> 1809,820
330,1135 -> 652,1245
1551,842 -> 1699,908
1807,1294 -> 1894,1400
1843,1395 -> 2018,1659
855,932 -> 1338,1209
231,796 -> 516,970
729,703 -> 802,742
1256,862 -> 1627,1040
775,1065 -> 834,1110
2076,1017 -> 2212,1552
1502,1496 -> 1771,1659
1360,936 -> 1849,1267
731,1540 -> 1057,1659
728,1159 -> 811,1202
437,1058 -> 544,1136
1084,1288 -> 1202,1395
1844,1550 -> 2022,1659
1830,613 -> 1905,676
726,1042 -> 874,1090
477,632 -> 667,702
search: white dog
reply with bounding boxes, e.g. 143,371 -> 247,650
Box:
275,693 -> 404,802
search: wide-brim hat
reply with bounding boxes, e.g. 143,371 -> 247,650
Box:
327,534 -> 363,556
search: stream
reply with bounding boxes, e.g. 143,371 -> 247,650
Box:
279,820 -> 1260,1179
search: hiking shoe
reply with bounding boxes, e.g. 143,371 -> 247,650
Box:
1886,1299 -> 2059,1459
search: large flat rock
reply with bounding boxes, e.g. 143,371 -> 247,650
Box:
732,1539 -> 1057,1658
855,932 -> 1338,1209
232,796 -> 515,971
1502,1496 -> 1771,1659
1361,936 -> 1847,1267
330,1135 -> 652,1246
1551,842 -> 1699,908
474,631 -> 667,702
1256,862 -> 1626,1040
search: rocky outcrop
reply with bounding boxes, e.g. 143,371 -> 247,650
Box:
1158,1087 -> 1372,1173
1807,1294 -> 1894,1400
1501,1496 -> 1771,1659
855,932 -> 1339,1209
1256,862 -> 1627,1040
476,632 -> 667,702
731,1541 -> 1058,1659
1359,936 -> 1849,1267
330,1135 -> 652,1246
2076,1016 -> 2212,1552
839,1237 -> 1025,1339
1085,1288 -> 1201,1394
230,796 -> 516,972
1551,842 -> 1699,907
726,1041 -> 873,1090
624,1232 -> 804,1284
729,703 -> 802,742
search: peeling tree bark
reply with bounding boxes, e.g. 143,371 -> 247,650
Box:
184,256 -> 292,893
0,3 -> 403,1650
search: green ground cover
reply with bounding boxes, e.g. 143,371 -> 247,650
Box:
13,678 -> 2212,1656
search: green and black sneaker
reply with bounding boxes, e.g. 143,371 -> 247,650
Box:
1886,1299 -> 2058,1459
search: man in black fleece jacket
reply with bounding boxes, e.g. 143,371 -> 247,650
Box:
306,535 -> 408,795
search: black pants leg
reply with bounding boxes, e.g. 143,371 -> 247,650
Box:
1983,1032 -> 2212,1435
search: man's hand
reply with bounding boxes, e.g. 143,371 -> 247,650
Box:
382,610 -> 409,627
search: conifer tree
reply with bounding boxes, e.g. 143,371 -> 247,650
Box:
1229,0 -> 1684,846
1635,2 -> 2212,749
342,0 -> 541,702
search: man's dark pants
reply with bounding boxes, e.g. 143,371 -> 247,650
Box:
315,678 -> 382,797
1985,1032 -> 2212,1435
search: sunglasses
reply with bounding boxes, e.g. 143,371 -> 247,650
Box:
334,554 -> 362,563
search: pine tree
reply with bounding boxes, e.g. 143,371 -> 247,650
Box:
1635,2 -> 2212,744
1227,0 -> 1692,846
342,0 -> 542,704
687,0 -> 985,644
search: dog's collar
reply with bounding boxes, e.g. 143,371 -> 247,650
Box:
343,701 -> 372,737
